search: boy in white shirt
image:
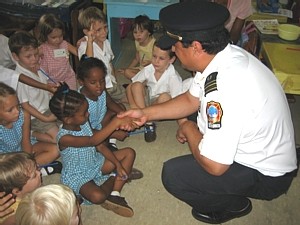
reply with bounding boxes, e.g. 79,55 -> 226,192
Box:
78,6 -> 127,104
9,30 -> 59,144
126,40 -> 183,142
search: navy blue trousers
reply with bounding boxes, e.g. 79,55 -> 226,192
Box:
162,154 -> 296,213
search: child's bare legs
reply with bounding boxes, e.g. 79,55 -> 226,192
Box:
33,126 -> 59,144
126,82 -> 146,109
79,147 -> 136,217
80,147 -> 135,203
80,176 -> 115,204
153,92 -> 171,105
32,142 -> 60,165
124,68 -> 139,80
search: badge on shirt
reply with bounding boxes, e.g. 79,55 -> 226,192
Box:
204,72 -> 218,96
53,49 -> 68,58
206,101 -> 223,129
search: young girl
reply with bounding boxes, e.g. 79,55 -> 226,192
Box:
16,184 -> 82,225
49,83 -> 139,217
118,15 -> 155,80
77,56 -> 129,148
37,13 -> 78,90
0,82 -> 61,174
0,152 -> 42,225
126,40 -> 183,142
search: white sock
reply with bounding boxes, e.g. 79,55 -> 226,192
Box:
111,191 -> 120,197
109,138 -> 117,144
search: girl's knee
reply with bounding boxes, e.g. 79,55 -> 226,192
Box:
85,191 -> 106,204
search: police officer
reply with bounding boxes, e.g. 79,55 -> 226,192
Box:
118,1 -> 297,223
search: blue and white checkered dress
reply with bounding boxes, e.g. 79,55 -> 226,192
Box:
0,110 -> 31,153
85,91 -> 107,130
57,121 -> 109,204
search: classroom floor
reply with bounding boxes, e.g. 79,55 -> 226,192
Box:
43,36 -> 300,225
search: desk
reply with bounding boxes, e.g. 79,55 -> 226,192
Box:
261,42 -> 300,95
104,0 -> 179,61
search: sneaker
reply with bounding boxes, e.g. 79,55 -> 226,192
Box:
144,122 -> 156,142
40,161 -> 62,176
101,195 -> 134,217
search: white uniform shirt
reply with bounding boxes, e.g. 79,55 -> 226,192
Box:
0,66 -> 19,89
0,34 -> 15,69
78,38 -> 115,88
189,44 -> 296,176
16,63 -> 50,118
132,64 -> 182,100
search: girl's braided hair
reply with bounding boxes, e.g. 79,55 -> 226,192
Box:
49,83 -> 86,121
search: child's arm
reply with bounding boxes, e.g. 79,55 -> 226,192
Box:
128,51 -> 140,68
19,74 -> 57,93
21,110 -> 34,154
67,42 -> 78,56
59,116 -> 136,148
21,102 -> 57,123
85,24 -> 95,58
96,143 -> 128,179
106,90 -> 126,113
1,214 -> 15,225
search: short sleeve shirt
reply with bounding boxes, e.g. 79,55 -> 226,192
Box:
78,38 -> 115,88
132,64 -> 183,100
189,44 -> 296,176
15,64 -> 50,117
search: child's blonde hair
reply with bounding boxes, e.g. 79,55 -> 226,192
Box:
0,152 -> 37,194
15,184 -> 78,225
78,6 -> 107,30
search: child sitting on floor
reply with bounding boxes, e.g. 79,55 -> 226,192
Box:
0,152 -> 42,225
78,6 -> 127,104
49,83 -> 141,217
0,82 -> 61,175
8,30 -> 59,144
118,15 -> 156,80
36,13 -> 78,90
126,39 -> 183,142
16,184 -> 82,225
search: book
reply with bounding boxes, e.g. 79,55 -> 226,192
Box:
253,19 -> 279,34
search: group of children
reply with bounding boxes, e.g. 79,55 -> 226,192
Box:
0,6 -> 186,225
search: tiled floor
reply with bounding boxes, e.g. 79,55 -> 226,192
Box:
44,36 -> 300,225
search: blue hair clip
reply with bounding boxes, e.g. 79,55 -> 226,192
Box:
59,82 -> 70,94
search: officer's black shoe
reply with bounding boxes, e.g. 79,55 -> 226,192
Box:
191,198 -> 252,224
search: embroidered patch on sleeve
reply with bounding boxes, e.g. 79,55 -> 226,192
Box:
206,101 -> 223,129
204,72 -> 218,96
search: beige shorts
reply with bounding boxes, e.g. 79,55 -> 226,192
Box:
107,82 -> 126,102
31,109 -> 59,133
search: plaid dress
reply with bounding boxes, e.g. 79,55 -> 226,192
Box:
57,121 -> 109,204
39,40 -> 77,90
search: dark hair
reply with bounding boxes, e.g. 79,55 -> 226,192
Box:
37,13 -> 65,43
77,56 -> 107,81
154,40 -> 175,58
8,30 -> 39,55
132,15 -> 154,36
49,83 -> 86,121
0,82 -> 16,107
182,28 -> 230,54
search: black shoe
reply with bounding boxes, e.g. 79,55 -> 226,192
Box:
191,198 -> 252,224
107,143 -> 118,152
144,122 -> 156,142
